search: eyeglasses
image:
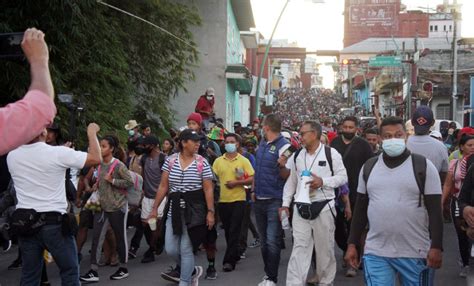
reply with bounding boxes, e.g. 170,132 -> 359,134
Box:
299,130 -> 315,136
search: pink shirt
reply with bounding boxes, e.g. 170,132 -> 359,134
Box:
0,90 -> 56,155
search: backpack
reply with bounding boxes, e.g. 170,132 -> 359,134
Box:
362,153 -> 427,207
127,171 -> 143,206
168,153 -> 205,175
97,159 -> 141,205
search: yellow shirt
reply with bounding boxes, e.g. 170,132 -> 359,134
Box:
212,153 -> 255,203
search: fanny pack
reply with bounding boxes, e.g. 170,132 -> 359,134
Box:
296,200 -> 331,220
10,209 -> 45,237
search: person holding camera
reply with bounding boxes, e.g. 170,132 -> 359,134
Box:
0,28 -> 56,155
6,123 -> 101,285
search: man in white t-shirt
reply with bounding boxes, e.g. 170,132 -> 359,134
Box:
7,123 -> 102,286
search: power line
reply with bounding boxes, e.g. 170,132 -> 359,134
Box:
97,0 -> 201,53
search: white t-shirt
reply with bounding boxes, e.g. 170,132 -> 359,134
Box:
8,142 -> 88,214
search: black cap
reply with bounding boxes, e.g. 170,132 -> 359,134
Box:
411,106 -> 434,134
179,129 -> 201,141
138,135 -> 160,146
233,121 -> 242,128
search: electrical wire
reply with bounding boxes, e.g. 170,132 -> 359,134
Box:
97,0 -> 200,53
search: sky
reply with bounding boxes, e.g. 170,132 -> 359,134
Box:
251,0 -> 474,87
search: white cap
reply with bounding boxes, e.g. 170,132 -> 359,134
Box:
430,130 -> 442,140
206,87 -> 215,96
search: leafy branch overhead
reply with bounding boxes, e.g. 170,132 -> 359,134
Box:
0,0 -> 201,146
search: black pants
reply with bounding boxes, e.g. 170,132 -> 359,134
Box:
334,206 -> 349,253
239,202 -> 260,254
451,197 -> 470,266
127,210 -> 143,250
219,201 -> 245,267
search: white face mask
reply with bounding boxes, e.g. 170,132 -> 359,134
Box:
382,138 -> 406,157
207,96 -> 213,101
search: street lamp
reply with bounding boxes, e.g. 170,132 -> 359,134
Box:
254,0 -> 325,118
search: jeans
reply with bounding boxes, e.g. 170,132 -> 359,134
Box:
363,254 -> 435,286
219,201 -> 245,267
254,198 -> 283,283
19,224 -> 80,286
165,216 -> 195,286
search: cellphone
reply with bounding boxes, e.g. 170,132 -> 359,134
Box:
0,32 -> 24,59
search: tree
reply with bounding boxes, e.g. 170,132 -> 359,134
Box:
0,0 -> 200,147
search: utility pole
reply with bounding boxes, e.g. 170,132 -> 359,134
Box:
410,34 -> 418,116
452,6 -> 459,122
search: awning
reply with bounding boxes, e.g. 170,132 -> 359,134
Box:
225,64 -> 253,94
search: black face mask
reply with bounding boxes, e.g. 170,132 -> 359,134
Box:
134,147 -> 145,156
342,132 -> 356,140
145,147 -> 154,155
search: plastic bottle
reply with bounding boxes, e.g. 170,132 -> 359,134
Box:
295,170 -> 312,204
281,211 -> 291,230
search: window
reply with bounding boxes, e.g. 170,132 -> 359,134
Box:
434,25 -> 438,32
436,104 -> 450,120
430,25 -> 433,32
444,25 -> 447,31
449,25 -> 452,31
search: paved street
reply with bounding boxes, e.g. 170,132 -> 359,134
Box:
0,222 -> 467,286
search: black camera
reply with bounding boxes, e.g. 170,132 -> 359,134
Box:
0,32 -> 24,59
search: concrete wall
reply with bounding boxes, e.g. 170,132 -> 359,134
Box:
170,0 -> 228,128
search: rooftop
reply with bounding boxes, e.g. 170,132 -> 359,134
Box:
340,37 -> 453,54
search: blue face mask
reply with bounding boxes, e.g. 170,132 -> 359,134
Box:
128,130 -> 135,137
225,143 -> 237,153
382,138 -> 406,157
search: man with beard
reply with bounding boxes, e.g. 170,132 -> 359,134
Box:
330,116 -> 373,277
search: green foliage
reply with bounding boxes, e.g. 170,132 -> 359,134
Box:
0,0 -> 200,147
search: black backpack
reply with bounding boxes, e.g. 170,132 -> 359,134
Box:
362,153 -> 427,207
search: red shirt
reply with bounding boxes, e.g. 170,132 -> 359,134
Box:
195,95 -> 214,119
0,90 -> 56,155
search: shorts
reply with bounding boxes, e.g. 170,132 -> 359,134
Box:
79,209 -> 94,229
141,197 -> 167,220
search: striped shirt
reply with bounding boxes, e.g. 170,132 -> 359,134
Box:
162,153 -> 213,192
162,153 -> 213,217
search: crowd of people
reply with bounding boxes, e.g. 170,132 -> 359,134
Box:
273,87 -> 347,129
3,27 -> 474,286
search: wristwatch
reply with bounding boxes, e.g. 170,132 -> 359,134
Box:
207,208 -> 215,213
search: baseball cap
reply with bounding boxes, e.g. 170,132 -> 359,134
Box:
179,129 -> 201,141
411,106 -> 434,134
429,130 -> 442,140
206,87 -> 215,96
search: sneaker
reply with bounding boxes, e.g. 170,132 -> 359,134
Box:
460,265 -> 470,278
249,239 -> 261,248
345,267 -> 357,277
240,252 -> 246,259
8,259 -> 22,270
191,266 -> 203,286
205,266 -> 217,280
223,263 -> 234,272
2,240 -> 11,252
258,277 -> 276,286
161,266 -> 181,283
80,269 -> 99,283
141,248 -> 155,264
110,267 -> 129,280
128,247 -> 138,259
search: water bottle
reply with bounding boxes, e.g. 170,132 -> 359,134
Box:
281,211 -> 290,230
295,170 -> 312,204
